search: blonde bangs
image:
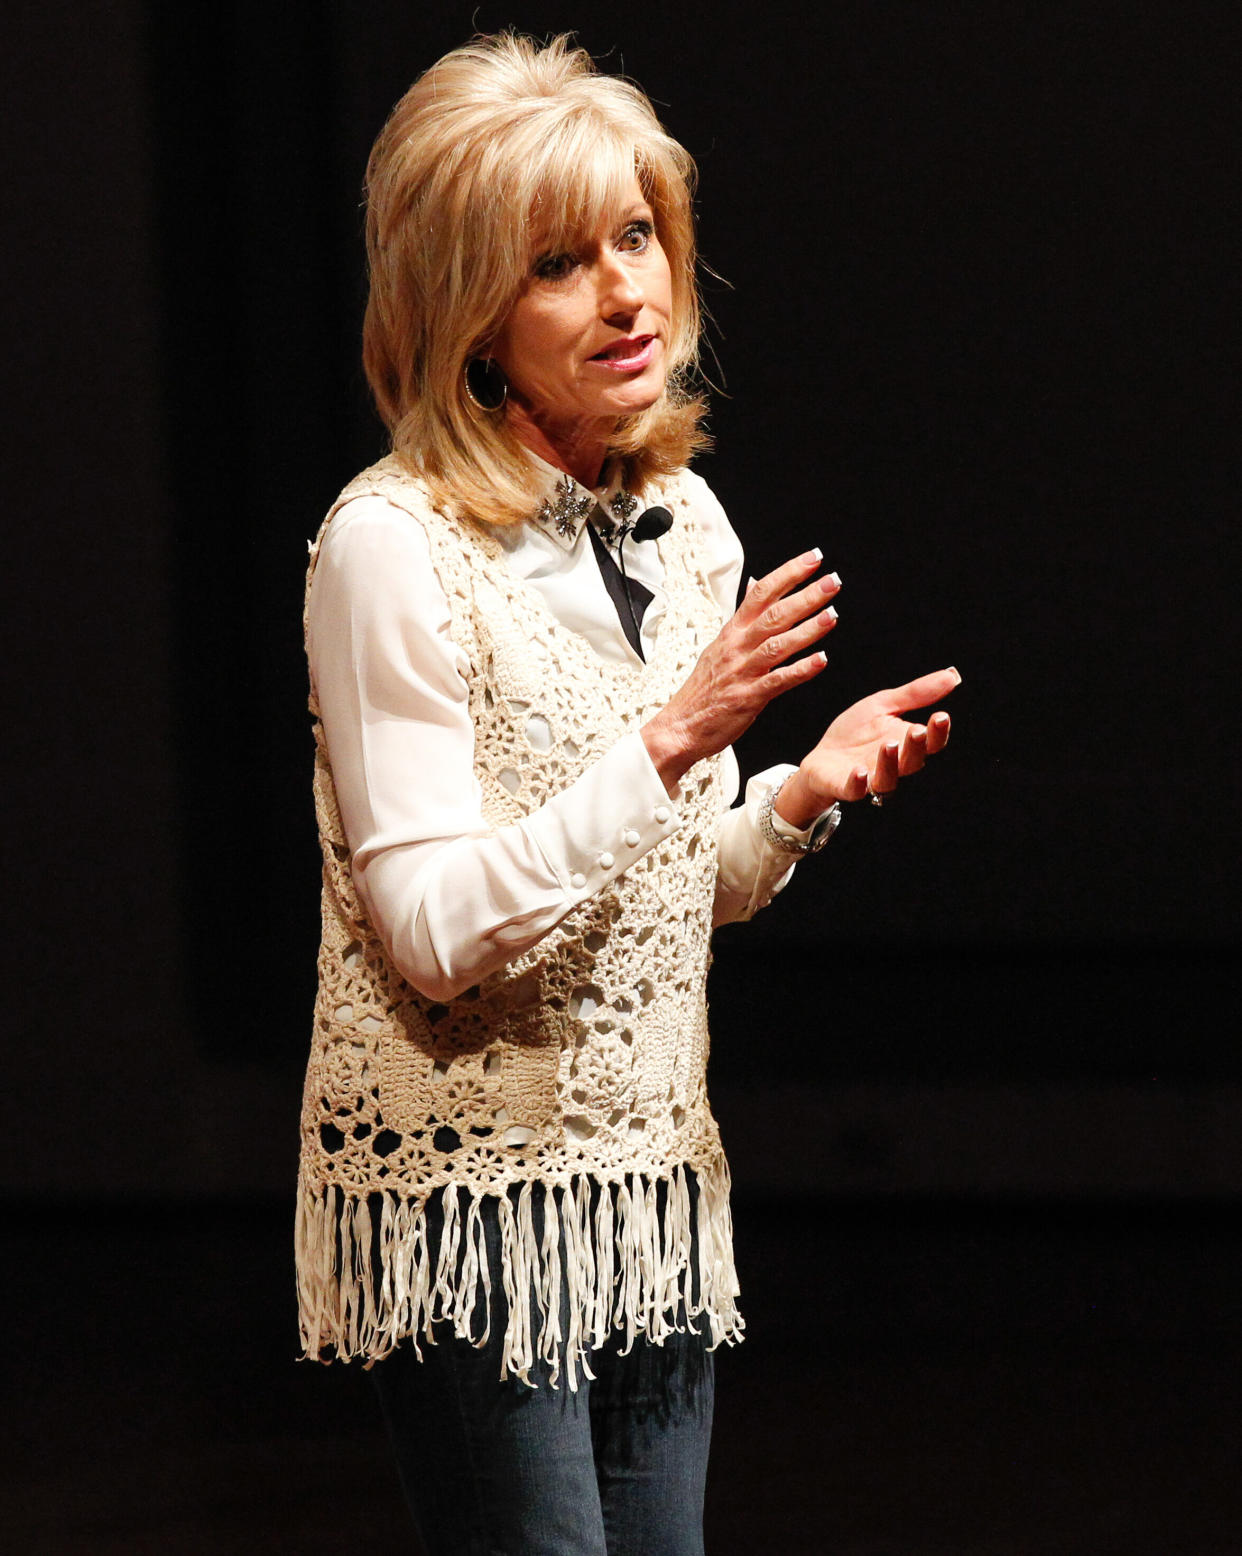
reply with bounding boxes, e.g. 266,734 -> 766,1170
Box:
363,33 -> 709,527
529,133 -> 636,262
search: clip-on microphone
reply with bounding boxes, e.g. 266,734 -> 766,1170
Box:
628,506 -> 673,544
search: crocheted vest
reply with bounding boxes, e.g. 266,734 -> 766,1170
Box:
295,457 -> 743,1384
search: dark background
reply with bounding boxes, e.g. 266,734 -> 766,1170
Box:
3,2 -> 1240,1550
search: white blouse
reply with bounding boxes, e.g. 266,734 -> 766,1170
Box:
306,461 -> 833,1003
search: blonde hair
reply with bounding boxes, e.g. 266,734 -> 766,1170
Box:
362,32 -> 709,525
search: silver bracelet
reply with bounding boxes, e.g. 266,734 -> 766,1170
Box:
758,776 -> 842,856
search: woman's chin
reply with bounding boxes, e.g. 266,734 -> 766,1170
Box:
597,373 -> 667,421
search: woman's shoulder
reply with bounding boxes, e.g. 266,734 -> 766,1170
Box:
306,468 -> 456,657
315,456 -> 464,561
308,460 -> 444,598
655,463 -> 724,515
328,454 -> 441,528
656,464 -> 741,560
312,457 -> 502,611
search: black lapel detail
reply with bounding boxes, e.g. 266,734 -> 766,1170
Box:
586,518 -> 654,661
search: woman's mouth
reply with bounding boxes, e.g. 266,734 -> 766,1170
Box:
589,335 -> 657,371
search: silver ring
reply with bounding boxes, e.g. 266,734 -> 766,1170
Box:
868,789 -> 885,808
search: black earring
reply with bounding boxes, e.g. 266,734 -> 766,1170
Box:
463,357 -> 508,412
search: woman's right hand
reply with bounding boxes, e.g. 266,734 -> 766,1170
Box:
641,548 -> 840,794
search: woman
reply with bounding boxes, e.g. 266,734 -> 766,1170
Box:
297,31 -> 958,1555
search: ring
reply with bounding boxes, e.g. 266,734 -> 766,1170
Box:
867,789 -> 884,808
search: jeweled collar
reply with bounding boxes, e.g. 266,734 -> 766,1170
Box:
536,473 -> 594,540
529,456 -> 639,550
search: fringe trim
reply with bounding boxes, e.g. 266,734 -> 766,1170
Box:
295,1161 -> 743,1390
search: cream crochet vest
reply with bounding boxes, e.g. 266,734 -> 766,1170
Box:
295,456 -> 743,1384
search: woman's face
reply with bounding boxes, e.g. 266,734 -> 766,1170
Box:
490,178 -> 673,443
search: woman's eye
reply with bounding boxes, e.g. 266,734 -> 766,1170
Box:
534,252 -> 576,280
619,220 -> 653,253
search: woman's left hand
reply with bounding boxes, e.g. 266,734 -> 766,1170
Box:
773,667 -> 962,826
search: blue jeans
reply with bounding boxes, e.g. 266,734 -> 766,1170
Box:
369,1185 -> 715,1556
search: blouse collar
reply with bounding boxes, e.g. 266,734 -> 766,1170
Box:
527,453 -> 641,551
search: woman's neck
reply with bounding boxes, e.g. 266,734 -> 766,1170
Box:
505,401 -> 611,490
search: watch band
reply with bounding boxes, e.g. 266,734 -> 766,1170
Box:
758,775 -> 842,856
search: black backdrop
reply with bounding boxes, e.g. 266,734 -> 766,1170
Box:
2,1 -> 1238,1201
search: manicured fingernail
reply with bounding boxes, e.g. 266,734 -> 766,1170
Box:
824,606 -> 838,622
804,547 -> 822,564
885,742 -> 899,755
949,666 -> 962,683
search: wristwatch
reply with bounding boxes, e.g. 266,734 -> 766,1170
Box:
758,776 -> 842,856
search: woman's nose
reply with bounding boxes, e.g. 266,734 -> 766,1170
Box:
596,252 -> 643,319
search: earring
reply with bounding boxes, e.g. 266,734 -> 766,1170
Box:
463,357 -> 508,412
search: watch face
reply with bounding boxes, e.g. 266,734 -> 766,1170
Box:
808,805 -> 843,852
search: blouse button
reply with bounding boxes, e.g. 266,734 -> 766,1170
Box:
654,806 -> 670,823
570,872 -> 587,889
622,829 -> 640,848
598,852 -> 615,869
